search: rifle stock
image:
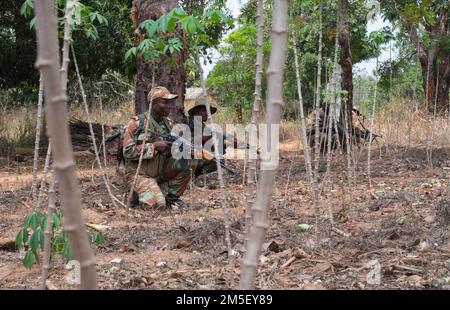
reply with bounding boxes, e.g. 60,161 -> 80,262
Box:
148,130 -> 237,175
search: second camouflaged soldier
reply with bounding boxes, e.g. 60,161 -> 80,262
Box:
123,86 -> 191,210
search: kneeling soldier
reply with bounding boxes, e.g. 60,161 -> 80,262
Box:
123,86 -> 191,210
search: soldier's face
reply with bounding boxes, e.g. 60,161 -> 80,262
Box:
194,107 -> 208,122
152,98 -> 173,117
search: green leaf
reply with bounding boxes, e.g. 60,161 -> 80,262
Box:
167,16 -> 177,33
39,228 -> 45,250
84,24 -> 99,40
295,223 -> 312,231
52,233 -> 64,254
89,12 -> 97,23
39,215 -> 46,230
159,15 -> 168,33
187,20 -> 197,35
62,242 -> 73,261
100,15 -> 108,26
138,39 -> 154,53
30,213 -> 37,230
179,16 -> 193,33
24,214 -> 32,230
73,2 -> 82,25
22,227 -> 29,244
149,20 -> 159,37
139,20 -> 154,34
16,229 -> 24,249
29,17 -> 37,30
91,232 -> 105,245
52,212 -> 61,229
23,250 -> 36,269
125,47 -> 137,61
20,0 -> 33,18
172,7 -> 187,18
29,231 -> 38,252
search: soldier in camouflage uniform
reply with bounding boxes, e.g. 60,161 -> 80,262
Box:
186,99 -> 221,178
351,106 -> 367,144
123,86 -> 191,210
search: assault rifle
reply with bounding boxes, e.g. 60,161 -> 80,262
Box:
148,130 -> 237,176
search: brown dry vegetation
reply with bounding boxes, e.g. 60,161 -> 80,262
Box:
1,100 -> 450,290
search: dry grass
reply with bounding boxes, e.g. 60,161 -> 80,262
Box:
373,99 -> 450,148
0,107 -> 35,151
1,97 -> 449,154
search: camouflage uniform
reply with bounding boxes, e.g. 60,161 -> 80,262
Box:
186,101 -> 225,178
351,107 -> 367,144
123,87 -> 191,209
306,109 -> 327,149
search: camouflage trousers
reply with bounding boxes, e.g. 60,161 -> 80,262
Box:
126,158 -> 193,209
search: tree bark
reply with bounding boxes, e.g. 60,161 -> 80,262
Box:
31,74 -> 44,201
245,0 -> 264,250
132,0 -> 187,123
338,0 -> 353,127
40,174 -> 56,289
240,0 -> 289,290
33,0 -> 97,289
312,6 -> 323,238
389,0 -> 449,113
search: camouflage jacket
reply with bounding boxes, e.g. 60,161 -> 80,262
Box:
122,114 -> 173,177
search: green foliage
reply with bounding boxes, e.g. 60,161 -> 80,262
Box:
207,23 -> 270,120
16,210 -> 104,269
1,0 -> 134,106
126,6 -> 233,66
208,0 -> 382,120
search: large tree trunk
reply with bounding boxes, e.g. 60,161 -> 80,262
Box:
419,54 -> 450,114
338,0 -> 353,127
388,0 -> 449,114
132,0 -> 187,123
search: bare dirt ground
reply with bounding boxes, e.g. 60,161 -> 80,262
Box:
1,140 -> 450,290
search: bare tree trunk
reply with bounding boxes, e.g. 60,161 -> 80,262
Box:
367,58 -> 379,188
33,0 -> 97,289
197,55 -> 233,279
292,33 -> 319,229
428,63 -> 440,166
338,0 -> 353,131
343,108 -> 353,188
61,0 -> 73,93
36,141 -> 52,210
312,6 -> 324,237
132,0 -> 187,123
32,74 -> 44,201
37,0 -> 73,208
40,174 -> 56,289
41,1 -> 75,287
71,45 -> 124,208
245,0 -> 264,250
99,93 -> 108,168
324,33 -> 340,226
240,0 -> 289,289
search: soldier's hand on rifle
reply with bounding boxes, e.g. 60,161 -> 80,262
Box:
153,140 -> 173,152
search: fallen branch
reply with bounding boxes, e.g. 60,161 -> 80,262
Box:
393,264 -> 423,273
331,227 -> 351,237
